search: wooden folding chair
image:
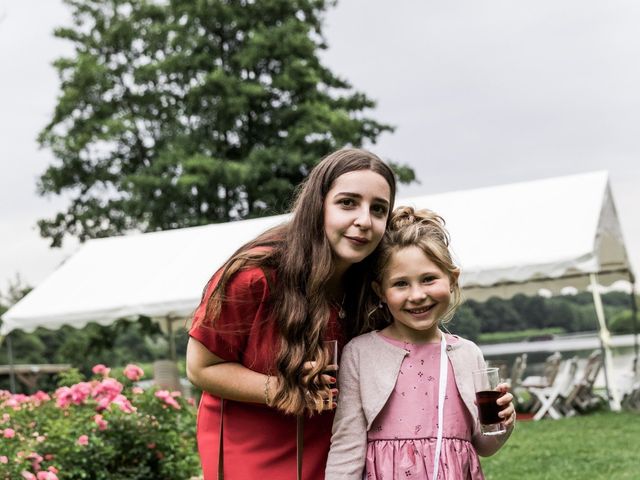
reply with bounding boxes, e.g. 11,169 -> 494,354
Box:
560,350 -> 604,415
621,360 -> 640,411
529,357 -> 579,420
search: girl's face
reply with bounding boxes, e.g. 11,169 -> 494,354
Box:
374,245 -> 457,343
323,170 -> 391,274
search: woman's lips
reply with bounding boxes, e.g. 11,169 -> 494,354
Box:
345,235 -> 369,246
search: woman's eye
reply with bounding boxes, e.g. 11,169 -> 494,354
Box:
371,204 -> 388,217
422,276 -> 436,284
339,198 -> 355,207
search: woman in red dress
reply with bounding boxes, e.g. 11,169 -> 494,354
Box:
187,148 -> 397,479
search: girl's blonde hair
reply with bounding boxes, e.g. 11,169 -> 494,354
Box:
367,206 -> 461,327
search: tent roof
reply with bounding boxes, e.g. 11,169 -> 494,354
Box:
1,171 -> 633,335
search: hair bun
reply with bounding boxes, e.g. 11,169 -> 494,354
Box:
390,206 -> 446,231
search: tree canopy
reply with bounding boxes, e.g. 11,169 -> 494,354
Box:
38,0 -> 415,247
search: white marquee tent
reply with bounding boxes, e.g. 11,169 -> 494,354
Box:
1,171 -> 637,408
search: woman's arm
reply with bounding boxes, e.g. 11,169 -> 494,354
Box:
187,337 -> 335,408
186,337 -> 270,404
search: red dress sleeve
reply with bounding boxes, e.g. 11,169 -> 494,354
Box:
189,267 -> 272,364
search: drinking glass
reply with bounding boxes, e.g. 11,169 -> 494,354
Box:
472,367 -> 507,435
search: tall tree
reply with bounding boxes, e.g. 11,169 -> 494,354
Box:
38,0 -> 414,246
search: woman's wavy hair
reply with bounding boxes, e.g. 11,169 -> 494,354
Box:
195,147 -> 396,415
367,206 -> 461,327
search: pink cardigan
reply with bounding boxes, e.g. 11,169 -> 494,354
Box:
325,331 -> 514,479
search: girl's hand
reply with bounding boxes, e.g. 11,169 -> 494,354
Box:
302,360 -> 339,412
496,382 -> 516,427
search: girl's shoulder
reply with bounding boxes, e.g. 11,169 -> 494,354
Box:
343,331 -> 408,359
445,333 -> 478,348
444,333 -> 484,358
344,331 -> 378,349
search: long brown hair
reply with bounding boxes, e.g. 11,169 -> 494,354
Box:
197,148 -> 397,415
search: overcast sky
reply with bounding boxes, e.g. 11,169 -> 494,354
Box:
1,0 -> 639,291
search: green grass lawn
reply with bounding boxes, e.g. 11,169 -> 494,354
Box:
481,411 -> 639,479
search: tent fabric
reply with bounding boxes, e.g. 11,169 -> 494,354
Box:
1,171 -> 633,335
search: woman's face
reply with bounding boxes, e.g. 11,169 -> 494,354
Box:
323,169 -> 391,273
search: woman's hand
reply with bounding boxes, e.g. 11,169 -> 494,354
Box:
496,383 -> 516,427
302,360 -> 339,412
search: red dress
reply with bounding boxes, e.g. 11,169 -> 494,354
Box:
189,267 -> 345,480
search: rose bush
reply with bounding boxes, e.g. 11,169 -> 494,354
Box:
0,364 -> 199,479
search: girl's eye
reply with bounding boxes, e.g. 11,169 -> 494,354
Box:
392,281 -> 408,288
422,276 -> 436,284
339,198 -> 355,207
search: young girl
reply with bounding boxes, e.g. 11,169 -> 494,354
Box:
186,148 -> 397,479
326,207 -> 516,480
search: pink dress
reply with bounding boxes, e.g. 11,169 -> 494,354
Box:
365,334 -> 484,480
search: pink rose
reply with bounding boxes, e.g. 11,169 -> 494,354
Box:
155,390 -> 181,410
94,414 -> 108,431
0,456 -> 8,464
123,364 -> 144,381
131,386 -> 144,395
77,435 -> 89,446
37,472 -> 59,480
21,472 -> 36,480
92,364 -> 111,377
3,427 -> 15,438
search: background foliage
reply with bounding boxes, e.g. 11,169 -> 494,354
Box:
2,278 -> 637,393
0,366 -> 198,480
37,0 -> 415,247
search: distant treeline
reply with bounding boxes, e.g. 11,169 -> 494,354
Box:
1,291 -> 637,391
448,291 -> 638,342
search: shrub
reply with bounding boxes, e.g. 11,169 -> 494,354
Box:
0,364 -> 199,479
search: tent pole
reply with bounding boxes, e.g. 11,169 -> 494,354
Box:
628,275 -> 638,376
6,334 -> 17,393
589,273 -> 621,411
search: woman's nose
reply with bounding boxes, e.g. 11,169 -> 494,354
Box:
353,209 -> 372,229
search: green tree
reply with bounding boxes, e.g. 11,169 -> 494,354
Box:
447,304 -> 480,342
469,297 -> 524,333
511,294 -> 550,329
37,0 -> 415,247
609,310 -> 639,334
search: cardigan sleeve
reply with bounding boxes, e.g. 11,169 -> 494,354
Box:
325,340 -> 368,480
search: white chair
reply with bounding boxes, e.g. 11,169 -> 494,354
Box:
521,351 -> 562,389
528,357 -> 579,421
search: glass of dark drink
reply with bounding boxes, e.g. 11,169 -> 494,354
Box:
323,340 -> 338,405
472,367 -> 507,435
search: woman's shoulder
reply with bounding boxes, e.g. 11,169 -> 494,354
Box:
225,265 -> 275,297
